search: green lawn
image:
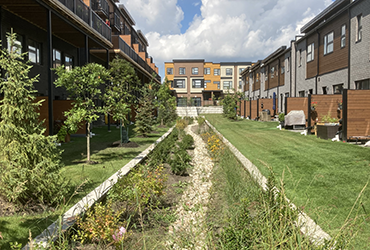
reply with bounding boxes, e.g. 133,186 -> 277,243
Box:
0,124 -> 171,249
205,114 -> 370,248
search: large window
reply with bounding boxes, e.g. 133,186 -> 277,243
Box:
355,79 -> 370,89
286,57 -> 290,72
65,54 -> 73,71
28,39 -> 41,64
357,15 -> 362,42
192,67 -> 199,75
179,67 -> 185,75
281,66 -> 285,75
167,67 -> 173,75
204,68 -> 210,75
341,24 -> 346,48
298,91 -> 305,97
333,84 -> 343,94
271,67 -> 275,78
214,68 -> 220,75
177,97 -> 187,107
191,97 -> 201,107
214,81 -> 220,89
307,43 -> 314,62
239,68 -> 245,74
53,49 -> 62,68
223,81 -> 232,90
192,79 -> 203,88
324,31 -> 334,55
238,81 -> 242,89
174,79 -> 185,88
226,68 -> 233,75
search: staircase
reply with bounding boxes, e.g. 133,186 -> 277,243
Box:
176,106 -> 223,117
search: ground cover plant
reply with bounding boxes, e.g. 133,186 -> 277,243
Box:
0,124 -> 171,249
204,114 -> 370,248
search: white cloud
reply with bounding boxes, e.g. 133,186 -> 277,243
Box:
119,0 -> 333,80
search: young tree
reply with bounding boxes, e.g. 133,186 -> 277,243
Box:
104,56 -> 140,145
0,32 -> 67,205
222,89 -> 244,120
54,63 -> 110,163
135,82 -> 156,137
157,78 -> 177,126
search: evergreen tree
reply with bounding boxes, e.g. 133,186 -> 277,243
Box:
54,63 -> 110,163
135,83 -> 155,137
0,32 -> 67,205
157,78 -> 177,126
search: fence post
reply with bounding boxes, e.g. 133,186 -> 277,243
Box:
284,96 -> 288,115
308,94 -> 311,134
342,89 -> 348,142
257,99 -> 259,120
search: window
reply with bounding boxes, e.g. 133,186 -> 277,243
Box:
355,79 -> 370,89
238,81 -> 242,89
53,49 -> 61,68
192,79 -> 203,88
204,80 -> 211,88
226,68 -> 233,75
271,67 -> 275,78
299,49 -> 302,66
298,91 -> 305,97
333,84 -> 343,94
167,67 -> 173,75
214,81 -> 220,89
179,67 -> 185,75
28,39 -> 41,64
7,34 -> 22,54
239,68 -> 245,74
204,68 -> 211,75
223,81 -> 232,90
174,79 -> 185,88
357,15 -> 362,42
324,32 -> 334,55
322,86 -> 328,94
281,66 -> 285,75
65,54 -> 73,71
177,97 -> 187,107
192,67 -> 198,75
341,24 -> 346,48
214,68 -> 220,75
286,57 -> 290,72
191,97 -> 201,107
307,43 -> 314,62
309,89 -> 313,95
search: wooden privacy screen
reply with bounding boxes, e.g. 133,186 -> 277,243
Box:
240,100 -> 245,117
346,90 -> 370,138
310,95 -> 342,123
245,101 -> 250,117
260,98 -> 278,117
286,97 -> 308,126
251,100 -> 258,119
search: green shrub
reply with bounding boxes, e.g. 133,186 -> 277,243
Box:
178,134 -> 194,151
170,150 -> 192,175
197,117 -> 205,126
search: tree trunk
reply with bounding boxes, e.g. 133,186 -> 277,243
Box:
87,122 -> 91,163
161,118 -> 164,126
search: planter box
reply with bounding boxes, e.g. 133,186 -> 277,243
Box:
316,124 -> 339,140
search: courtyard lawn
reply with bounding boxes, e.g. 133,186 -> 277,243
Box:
0,124 -> 171,249
205,114 -> 370,248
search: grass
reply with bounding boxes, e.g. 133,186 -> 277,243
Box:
0,124 -> 171,249
205,114 -> 370,248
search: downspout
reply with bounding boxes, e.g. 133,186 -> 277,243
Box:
347,7 -> 351,90
277,58 -> 280,114
316,29 -> 320,94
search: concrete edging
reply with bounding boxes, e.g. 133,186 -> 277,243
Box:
23,127 -> 174,249
205,120 -> 331,246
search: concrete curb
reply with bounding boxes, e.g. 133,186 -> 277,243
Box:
205,120 -> 331,246
23,127 -> 174,249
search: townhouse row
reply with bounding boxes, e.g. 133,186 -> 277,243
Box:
241,0 -> 370,113
0,0 -> 160,134
165,59 -> 251,106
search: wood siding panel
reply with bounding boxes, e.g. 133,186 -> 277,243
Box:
311,95 -> 342,123
260,98 -> 278,116
268,59 -> 279,89
306,33 -> 318,79
318,12 -> 348,75
245,101 -> 251,117
347,90 -> 370,138
287,97 -> 308,126
240,100 -> 245,117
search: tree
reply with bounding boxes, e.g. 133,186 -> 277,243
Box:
135,81 -> 156,137
54,63 -> 110,163
221,89 -> 244,120
104,56 -> 140,145
0,32 -> 67,205
157,78 -> 177,126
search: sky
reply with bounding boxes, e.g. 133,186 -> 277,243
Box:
118,0 -> 334,81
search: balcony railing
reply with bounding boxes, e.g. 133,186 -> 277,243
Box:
91,0 -> 109,18
118,36 -> 161,82
111,12 -> 121,32
57,0 -> 112,42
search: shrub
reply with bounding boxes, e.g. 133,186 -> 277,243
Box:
169,150 -> 192,175
197,117 -> 205,126
178,134 -> 194,151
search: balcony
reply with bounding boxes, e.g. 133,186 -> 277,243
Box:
91,0 -> 109,18
110,12 -> 121,32
57,0 -> 112,42
114,36 -> 161,82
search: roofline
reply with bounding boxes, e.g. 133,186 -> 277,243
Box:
172,59 -> 205,63
118,4 -> 136,26
300,0 -> 350,33
262,46 -> 287,64
137,30 -> 149,47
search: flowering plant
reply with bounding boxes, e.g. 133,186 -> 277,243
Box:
311,101 -> 318,108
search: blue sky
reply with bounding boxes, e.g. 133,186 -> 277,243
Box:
178,0 -> 202,33
119,0 -> 333,81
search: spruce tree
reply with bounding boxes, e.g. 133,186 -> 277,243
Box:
134,83 -> 155,137
0,32 -> 67,205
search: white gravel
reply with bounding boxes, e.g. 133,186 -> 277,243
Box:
167,122 -> 214,249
